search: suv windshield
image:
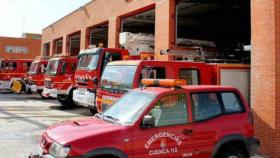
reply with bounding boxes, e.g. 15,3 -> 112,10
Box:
77,51 -> 101,70
102,91 -> 156,125
100,65 -> 137,91
28,61 -> 39,74
46,59 -> 59,76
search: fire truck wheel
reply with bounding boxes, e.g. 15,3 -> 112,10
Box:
38,92 -> 47,99
26,87 -> 32,94
57,95 -> 74,109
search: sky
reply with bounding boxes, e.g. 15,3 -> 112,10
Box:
0,0 -> 91,37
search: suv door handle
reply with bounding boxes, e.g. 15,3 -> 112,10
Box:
183,129 -> 193,135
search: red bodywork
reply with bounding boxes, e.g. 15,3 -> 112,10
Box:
0,59 -> 33,90
25,59 -> 48,93
73,48 -> 140,109
42,56 -> 77,98
35,85 -> 257,158
96,60 -> 250,112
74,48 -> 138,91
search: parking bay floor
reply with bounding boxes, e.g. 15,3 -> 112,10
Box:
0,92 -> 90,158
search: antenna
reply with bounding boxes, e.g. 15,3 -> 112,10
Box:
22,12 -> 25,36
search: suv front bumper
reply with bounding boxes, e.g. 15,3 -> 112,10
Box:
29,153 -> 54,158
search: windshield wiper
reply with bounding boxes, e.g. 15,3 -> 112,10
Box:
103,115 -> 121,124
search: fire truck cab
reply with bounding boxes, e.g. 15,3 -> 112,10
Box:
72,47 -> 141,112
30,79 -> 259,158
24,58 -> 49,96
96,60 -> 250,113
0,59 -> 33,91
42,55 -> 77,107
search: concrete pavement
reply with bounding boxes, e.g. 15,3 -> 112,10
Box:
0,92 -> 90,158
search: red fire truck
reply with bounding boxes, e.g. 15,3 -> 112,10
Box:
72,47 -> 142,112
96,60 -> 250,113
42,55 -> 77,107
24,58 -> 49,96
29,79 -> 259,158
0,58 -> 33,91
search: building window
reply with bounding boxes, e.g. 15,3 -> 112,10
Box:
5,46 -> 28,54
43,43 -> 50,56
68,33 -> 80,56
89,23 -> 108,48
54,38 -> 63,54
5,46 -> 13,53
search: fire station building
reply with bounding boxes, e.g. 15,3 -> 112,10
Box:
41,0 -> 280,157
0,33 -> 41,59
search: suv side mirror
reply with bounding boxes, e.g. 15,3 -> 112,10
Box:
142,115 -> 155,128
92,77 -> 98,84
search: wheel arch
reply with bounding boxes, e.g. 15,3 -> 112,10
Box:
83,147 -> 128,158
66,84 -> 74,95
212,134 -> 249,158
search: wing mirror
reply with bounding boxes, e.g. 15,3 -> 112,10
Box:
92,77 -> 98,84
142,115 -> 155,128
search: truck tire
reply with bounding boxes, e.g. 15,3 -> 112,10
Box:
57,95 -> 74,108
57,90 -> 77,109
38,90 -> 47,99
216,144 -> 248,158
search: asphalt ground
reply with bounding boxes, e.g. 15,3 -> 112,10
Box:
0,91 -> 91,158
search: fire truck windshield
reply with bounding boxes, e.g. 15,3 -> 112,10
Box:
100,65 -> 137,91
46,59 -> 59,76
101,91 -> 156,125
77,51 -> 100,70
29,61 -> 39,74
0,59 -> 3,70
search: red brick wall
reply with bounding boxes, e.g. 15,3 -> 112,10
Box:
42,0 -> 157,56
0,37 -> 41,59
251,0 -> 280,157
154,0 -> 175,60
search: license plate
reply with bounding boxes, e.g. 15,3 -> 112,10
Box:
78,88 -> 87,94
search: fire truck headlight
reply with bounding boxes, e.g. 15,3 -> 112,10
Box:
49,142 -> 71,158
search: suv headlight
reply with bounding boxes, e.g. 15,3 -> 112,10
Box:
49,142 -> 71,158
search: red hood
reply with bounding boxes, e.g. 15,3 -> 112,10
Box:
46,117 -> 126,145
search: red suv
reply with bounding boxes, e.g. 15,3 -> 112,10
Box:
30,79 -> 259,158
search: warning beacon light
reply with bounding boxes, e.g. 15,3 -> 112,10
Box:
141,79 -> 186,87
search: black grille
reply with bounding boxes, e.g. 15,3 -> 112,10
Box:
77,78 -> 89,85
